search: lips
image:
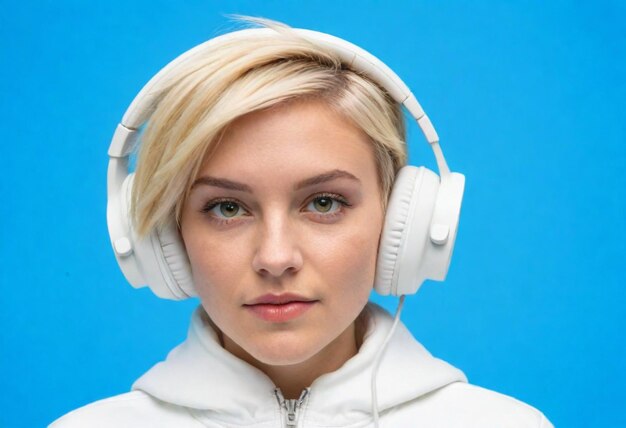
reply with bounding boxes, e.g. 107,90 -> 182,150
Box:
244,293 -> 318,322
245,293 -> 316,306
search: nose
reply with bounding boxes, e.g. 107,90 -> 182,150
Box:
251,215 -> 303,278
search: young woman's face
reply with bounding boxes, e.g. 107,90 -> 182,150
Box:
180,99 -> 384,367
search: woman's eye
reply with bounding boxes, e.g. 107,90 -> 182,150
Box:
306,196 -> 343,214
203,201 -> 247,219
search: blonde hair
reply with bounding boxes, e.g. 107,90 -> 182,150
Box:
132,17 -> 407,237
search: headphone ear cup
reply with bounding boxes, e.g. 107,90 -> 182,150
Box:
155,219 -> 196,298
111,173 -> 195,300
374,166 -> 441,296
375,166 -> 429,295
374,166 -> 465,296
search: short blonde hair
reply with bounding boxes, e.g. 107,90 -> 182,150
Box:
132,17 -> 407,237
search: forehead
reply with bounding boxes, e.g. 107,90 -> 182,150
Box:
200,99 -> 378,185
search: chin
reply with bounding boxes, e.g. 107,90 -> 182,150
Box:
245,334 -> 323,366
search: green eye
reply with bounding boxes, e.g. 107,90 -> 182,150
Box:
219,201 -> 241,218
202,200 -> 246,220
313,197 -> 333,212
308,196 -> 341,214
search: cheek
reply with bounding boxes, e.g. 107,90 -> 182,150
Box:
182,226 -> 247,303
309,215 -> 382,294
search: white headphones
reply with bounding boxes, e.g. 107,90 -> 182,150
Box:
106,28 -> 465,300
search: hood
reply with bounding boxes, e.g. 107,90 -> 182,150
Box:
133,302 -> 467,426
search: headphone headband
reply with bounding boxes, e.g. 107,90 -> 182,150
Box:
107,26 -> 464,299
108,28 -> 445,169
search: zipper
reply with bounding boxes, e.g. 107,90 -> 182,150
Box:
274,387 -> 310,428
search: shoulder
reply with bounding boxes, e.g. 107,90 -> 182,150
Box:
386,381 -> 553,427
49,391 -> 203,428
432,382 -> 553,426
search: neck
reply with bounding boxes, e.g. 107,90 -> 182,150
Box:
221,309 -> 369,399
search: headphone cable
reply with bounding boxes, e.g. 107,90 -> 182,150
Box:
371,294 -> 406,427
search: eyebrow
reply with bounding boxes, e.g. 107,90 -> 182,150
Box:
191,169 -> 360,192
191,176 -> 252,192
294,169 -> 360,190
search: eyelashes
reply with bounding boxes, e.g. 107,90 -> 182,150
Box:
201,199 -> 248,221
200,193 -> 352,226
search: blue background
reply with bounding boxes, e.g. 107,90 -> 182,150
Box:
1,1 -> 624,427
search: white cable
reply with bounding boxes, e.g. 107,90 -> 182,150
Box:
371,295 -> 406,427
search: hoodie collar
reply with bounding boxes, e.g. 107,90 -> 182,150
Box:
133,302 -> 467,425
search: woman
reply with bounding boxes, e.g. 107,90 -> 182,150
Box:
51,17 -> 553,427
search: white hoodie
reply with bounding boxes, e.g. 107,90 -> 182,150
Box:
50,303 -> 553,427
